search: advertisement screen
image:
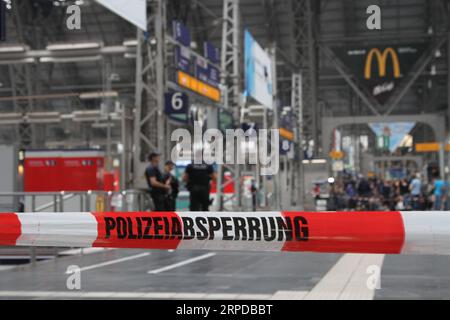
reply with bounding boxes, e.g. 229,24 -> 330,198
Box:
369,122 -> 416,152
96,0 -> 147,31
333,44 -> 426,105
244,30 -> 274,110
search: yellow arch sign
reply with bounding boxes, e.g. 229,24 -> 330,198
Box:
364,48 -> 401,79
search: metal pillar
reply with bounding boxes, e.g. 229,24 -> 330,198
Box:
292,73 -> 305,210
221,0 -> 240,122
447,1 -> 450,181
270,47 -> 280,210
8,1 -> 34,148
217,0 -> 241,210
290,0 -> 319,156
133,0 -> 167,186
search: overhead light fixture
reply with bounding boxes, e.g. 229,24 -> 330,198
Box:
91,123 -> 116,129
303,159 -> 327,164
46,42 -> 102,51
431,65 -> 437,76
0,112 -> 22,125
124,53 -> 136,59
123,39 -> 138,47
73,110 -> 102,122
79,91 -> 119,100
0,44 -> 28,53
27,112 -> 61,124
40,55 -> 102,63
0,58 -> 35,65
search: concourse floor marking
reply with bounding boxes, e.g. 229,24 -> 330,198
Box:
271,290 -> 309,300
148,252 -> 217,274
303,254 -> 385,300
0,290 -> 272,300
65,252 -> 150,274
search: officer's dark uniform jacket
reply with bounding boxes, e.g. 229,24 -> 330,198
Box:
185,163 -> 214,211
145,165 -> 167,211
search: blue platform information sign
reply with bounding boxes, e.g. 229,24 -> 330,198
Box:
204,42 -> 220,64
165,91 -> 189,115
173,21 -> 190,46
175,46 -> 192,75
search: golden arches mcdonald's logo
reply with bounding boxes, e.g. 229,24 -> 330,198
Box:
364,48 -> 401,79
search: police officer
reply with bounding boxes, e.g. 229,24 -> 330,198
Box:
163,160 -> 179,211
145,152 -> 170,211
183,161 -> 216,211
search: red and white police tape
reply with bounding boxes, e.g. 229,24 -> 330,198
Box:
0,211 -> 450,255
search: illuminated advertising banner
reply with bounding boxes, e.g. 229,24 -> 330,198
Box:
245,30 -> 274,110
333,44 -> 426,105
96,0 -> 147,31
369,122 -> 416,152
177,71 -> 220,102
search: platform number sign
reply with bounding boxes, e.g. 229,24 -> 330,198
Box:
165,91 -> 189,115
280,139 -> 292,155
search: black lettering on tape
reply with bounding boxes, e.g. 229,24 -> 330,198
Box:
195,217 -> 208,240
233,217 -> 247,240
126,217 -> 137,239
142,217 -> 153,239
153,217 -> 163,239
171,217 -> 182,240
261,217 -> 276,241
294,216 -> 309,241
182,217 -> 195,240
207,217 -> 221,240
276,217 -> 293,241
136,217 -> 143,239
116,217 -> 127,239
221,217 -> 233,240
163,217 -> 170,240
104,217 -> 116,239
247,217 -> 261,241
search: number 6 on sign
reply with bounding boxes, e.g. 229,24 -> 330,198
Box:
172,93 -> 184,111
165,91 -> 189,115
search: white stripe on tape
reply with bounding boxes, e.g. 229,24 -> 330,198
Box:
401,211 -> 450,255
16,212 -> 98,247
15,213 -> 40,246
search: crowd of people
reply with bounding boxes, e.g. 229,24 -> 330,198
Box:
324,172 -> 450,212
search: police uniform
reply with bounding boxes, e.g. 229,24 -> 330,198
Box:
163,171 -> 179,211
145,164 -> 167,211
185,163 -> 214,211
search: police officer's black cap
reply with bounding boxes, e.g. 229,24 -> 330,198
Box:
148,152 -> 161,161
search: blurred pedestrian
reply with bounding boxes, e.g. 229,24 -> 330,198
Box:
183,161 -> 216,212
409,173 -> 422,210
145,152 -> 170,211
163,160 -> 179,211
432,175 -> 447,210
